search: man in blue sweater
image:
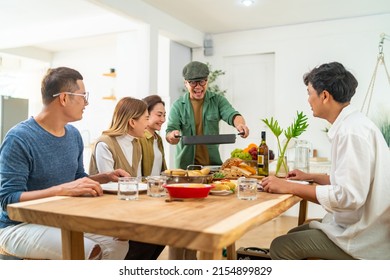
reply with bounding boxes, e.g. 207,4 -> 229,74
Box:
0,67 -> 129,259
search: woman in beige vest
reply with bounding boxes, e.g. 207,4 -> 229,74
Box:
90,96 -> 165,260
89,97 -> 148,176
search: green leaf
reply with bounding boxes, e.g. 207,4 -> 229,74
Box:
262,117 -> 282,137
284,111 -> 309,139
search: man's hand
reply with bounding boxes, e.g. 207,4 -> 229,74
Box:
261,176 -> 293,194
166,130 -> 181,145
58,177 -> 103,197
235,123 -> 249,138
233,115 -> 249,138
287,169 -> 310,181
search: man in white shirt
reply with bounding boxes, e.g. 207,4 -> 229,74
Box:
261,62 -> 390,259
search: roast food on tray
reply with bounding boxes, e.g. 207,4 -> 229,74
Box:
216,158 -> 257,178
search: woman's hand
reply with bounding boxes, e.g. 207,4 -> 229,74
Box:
107,169 -> 130,182
88,168 -> 131,184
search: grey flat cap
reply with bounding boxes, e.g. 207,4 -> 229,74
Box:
182,61 -> 209,81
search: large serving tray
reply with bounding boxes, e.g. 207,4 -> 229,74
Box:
175,132 -> 244,145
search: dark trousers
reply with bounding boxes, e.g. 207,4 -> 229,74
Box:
125,240 -> 165,260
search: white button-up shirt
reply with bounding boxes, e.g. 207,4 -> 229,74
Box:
311,105 -> 390,259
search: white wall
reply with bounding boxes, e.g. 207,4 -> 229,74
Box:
192,14 -> 390,218
193,14 -> 390,161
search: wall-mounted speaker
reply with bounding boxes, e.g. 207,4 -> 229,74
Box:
204,34 -> 213,56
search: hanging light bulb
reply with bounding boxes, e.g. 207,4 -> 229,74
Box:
240,0 -> 255,7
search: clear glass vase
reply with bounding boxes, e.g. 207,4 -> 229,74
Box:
275,156 -> 289,178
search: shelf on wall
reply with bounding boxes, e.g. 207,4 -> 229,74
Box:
103,68 -> 116,78
103,72 -> 116,78
102,94 -> 117,101
102,68 -> 117,100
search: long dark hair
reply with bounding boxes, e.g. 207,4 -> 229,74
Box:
142,94 -> 165,113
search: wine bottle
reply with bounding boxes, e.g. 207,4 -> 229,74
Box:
257,131 -> 269,176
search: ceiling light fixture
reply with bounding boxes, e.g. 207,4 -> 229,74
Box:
240,0 -> 255,7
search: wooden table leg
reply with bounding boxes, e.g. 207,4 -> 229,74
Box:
61,229 -> 85,260
226,243 -> 236,260
298,200 -> 308,225
198,250 -> 222,260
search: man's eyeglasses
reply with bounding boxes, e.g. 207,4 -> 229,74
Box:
187,79 -> 208,87
53,92 -> 89,103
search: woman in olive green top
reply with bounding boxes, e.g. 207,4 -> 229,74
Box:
140,95 -> 167,176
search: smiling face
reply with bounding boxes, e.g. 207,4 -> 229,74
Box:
147,102 -> 166,132
129,109 -> 149,138
185,79 -> 208,100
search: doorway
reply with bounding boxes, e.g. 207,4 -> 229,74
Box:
219,53 -> 275,160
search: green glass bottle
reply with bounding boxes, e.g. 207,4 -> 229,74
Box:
257,131 -> 269,176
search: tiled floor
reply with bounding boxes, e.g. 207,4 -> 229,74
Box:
157,215 -> 298,260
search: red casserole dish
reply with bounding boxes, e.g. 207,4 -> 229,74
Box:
163,183 -> 214,199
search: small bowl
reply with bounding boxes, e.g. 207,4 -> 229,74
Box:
163,183 -> 214,199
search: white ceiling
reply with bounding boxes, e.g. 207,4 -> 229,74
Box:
142,0 -> 390,33
0,0 -> 389,52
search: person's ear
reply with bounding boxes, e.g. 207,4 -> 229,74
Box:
322,90 -> 330,103
57,93 -> 68,106
128,118 -> 136,129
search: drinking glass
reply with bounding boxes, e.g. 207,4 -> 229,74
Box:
118,177 -> 139,200
146,176 -> 167,197
294,140 -> 311,173
237,177 -> 257,200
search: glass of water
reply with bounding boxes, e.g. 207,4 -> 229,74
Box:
237,177 -> 257,200
118,177 -> 139,200
146,176 -> 167,197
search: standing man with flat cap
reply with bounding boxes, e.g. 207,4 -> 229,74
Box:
165,61 -> 249,260
166,61 -> 249,170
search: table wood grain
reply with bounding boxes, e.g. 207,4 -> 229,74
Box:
8,192 -> 304,260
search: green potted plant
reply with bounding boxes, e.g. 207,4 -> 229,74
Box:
379,120 -> 390,147
262,111 -> 309,177
376,114 -> 390,148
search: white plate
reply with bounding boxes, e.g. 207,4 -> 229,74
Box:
286,180 -> 310,185
210,190 -> 233,196
101,182 -> 147,194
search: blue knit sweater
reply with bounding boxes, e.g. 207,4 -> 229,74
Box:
0,117 -> 87,227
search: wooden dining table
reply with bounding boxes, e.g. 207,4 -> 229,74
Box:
7,190 -> 306,260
